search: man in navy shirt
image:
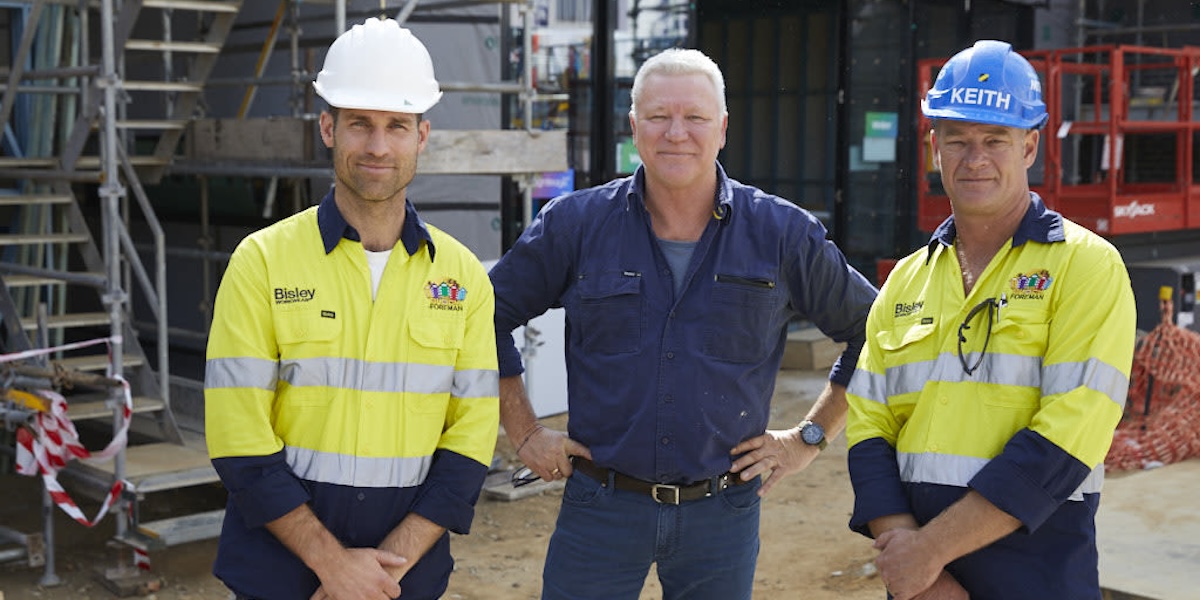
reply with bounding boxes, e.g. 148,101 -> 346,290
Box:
490,48 -> 877,600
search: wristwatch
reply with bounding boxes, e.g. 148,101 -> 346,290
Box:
799,420 -> 827,451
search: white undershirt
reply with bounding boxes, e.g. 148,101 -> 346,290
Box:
364,248 -> 392,300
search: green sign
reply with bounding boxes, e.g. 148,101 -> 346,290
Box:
865,111 -> 898,138
616,138 -> 642,174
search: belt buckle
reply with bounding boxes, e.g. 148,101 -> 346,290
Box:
651,483 -> 681,505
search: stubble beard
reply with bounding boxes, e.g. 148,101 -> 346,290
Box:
333,147 -> 417,204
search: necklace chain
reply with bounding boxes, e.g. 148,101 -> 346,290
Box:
956,242 -> 975,292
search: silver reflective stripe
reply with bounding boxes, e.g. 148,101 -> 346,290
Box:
278,357 -> 454,393
969,353 -> 1043,387
1072,464 -> 1104,498
898,451 -> 1097,501
205,357 -> 278,391
453,368 -> 498,399
888,358 -> 938,397
848,368 -> 886,405
1042,359 -> 1129,409
286,445 -> 431,488
886,352 -> 1042,399
898,451 -> 988,487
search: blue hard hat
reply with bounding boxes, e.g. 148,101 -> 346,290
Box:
922,40 -> 1048,129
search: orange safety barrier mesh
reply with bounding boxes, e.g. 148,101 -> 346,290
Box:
1106,319 -> 1200,471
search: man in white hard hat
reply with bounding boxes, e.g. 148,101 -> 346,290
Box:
205,18 -> 498,600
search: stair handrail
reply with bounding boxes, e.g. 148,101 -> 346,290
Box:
114,142 -> 169,415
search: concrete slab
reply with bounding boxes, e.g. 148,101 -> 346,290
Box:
1097,459 -> 1200,600
781,328 -> 845,371
481,469 -> 565,502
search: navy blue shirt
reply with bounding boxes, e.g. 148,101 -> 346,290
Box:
491,163 -> 876,484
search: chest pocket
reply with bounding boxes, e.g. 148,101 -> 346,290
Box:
573,272 -> 642,355
275,310 -> 343,405
703,274 -> 781,363
984,307 -> 1049,407
407,316 -> 465,413
876,320 -> 937,370
408,315 -> 466,352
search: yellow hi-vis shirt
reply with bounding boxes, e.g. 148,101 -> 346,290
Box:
204,194 -> 497,599
205,202 -> 498,496
847,199 -> 1135,540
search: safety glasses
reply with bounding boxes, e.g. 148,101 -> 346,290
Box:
510,466 -> 541,488
957,294 -> 1006,376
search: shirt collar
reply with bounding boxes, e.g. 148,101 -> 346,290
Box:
316,187 -> 436,260
624,161 -> 735,220
925,191 -> 1064,264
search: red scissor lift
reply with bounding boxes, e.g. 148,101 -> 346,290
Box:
917,45 -> 1200,236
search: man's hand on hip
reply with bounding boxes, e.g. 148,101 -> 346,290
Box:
517,426 -> 592,482
728,426 -> 819,496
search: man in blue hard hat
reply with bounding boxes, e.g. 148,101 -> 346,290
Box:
844,40 -> 1137,599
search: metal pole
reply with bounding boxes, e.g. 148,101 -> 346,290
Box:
589,0 -> 614,186
99,0 -> 128,539
35,306 -> 60,587
521,1 -> 534,228
522,0 -> 533,133
336,0 -> 345,35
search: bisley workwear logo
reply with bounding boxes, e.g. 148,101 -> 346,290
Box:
894,300 -> 924,318
275,287 -> 316,304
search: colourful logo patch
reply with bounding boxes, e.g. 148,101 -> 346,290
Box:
426,279 -> 467,311
1009,269 -> 1053,299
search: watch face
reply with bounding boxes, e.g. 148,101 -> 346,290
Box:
802,422 -> 825,445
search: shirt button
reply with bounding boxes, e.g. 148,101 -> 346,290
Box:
668,311 -> 675,319
930,444 -> 939,452
664,394 -> 673,403
357,492 -> 365,501
666,351 -> 674,359
661,437 -> 670,445
940,397 -> 948,405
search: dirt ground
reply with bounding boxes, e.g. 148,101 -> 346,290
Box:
0,368 -> 885,600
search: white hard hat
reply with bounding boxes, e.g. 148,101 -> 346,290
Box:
313,17 -> 443,114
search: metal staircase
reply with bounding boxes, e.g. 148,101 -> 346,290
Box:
0,0 -> 242,587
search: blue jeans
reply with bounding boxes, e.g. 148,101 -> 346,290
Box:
542,468 -> 762,600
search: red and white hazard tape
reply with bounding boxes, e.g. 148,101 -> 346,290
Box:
0,334 -> 122,365
14,381 -> 132,525
6,335 -> 150,568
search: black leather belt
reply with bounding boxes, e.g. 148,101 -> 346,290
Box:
571,457 -> 750,505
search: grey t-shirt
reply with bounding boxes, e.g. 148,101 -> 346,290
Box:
656,238 -> 698,296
